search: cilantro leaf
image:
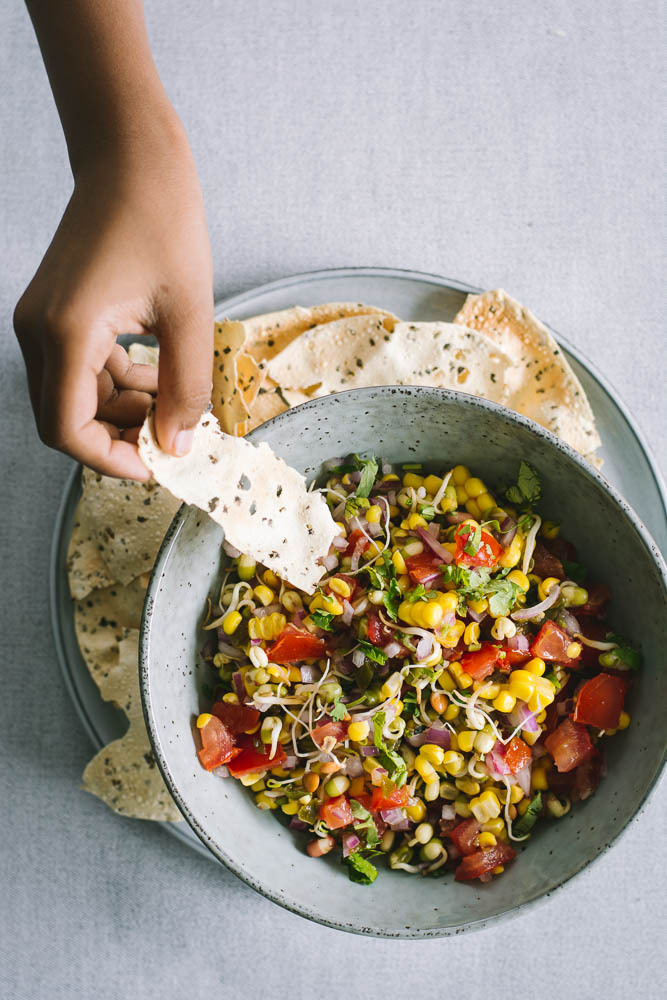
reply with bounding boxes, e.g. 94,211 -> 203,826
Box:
349,799 -> 380,846
406,584 -> 427,603
486,578 -> 521,617
505,461 -> 541,507
607,634 -> 642,671
372,710 -> 386,749
310,610 -> 336,631
330,699 -> 347,722
327,463 -> 357,476
344,495 -> 370,519
562,559 -> 589,585
513,792 -> 542,837
463,524 -> 482,556
358,640 -> 387,665
418,504 -> 436,521
345,853 -> 378,885
382,577 -> 402,622
379,749 -> 407,787
355,455 -> 379,499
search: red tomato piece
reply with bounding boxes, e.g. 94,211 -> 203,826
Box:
210,701 -> 260,735
319,795 -> 355,830
311,720 -> 348,748
405,551 -> 444,584
449,818 -> 481,856
573,673 -> 628,730
197,716 -> 239,771
267,625 -> 326,663
365,611 -> 408,653
531,540 -> 565,580
344,529 -> 370,558
504,736 -> 532,775
455,526 -> 502,568
571,751 -> 602,802
461,642 -> 501,680
499,633 -> 532,667
530,619 -> 582,669
544,717 -> 594,773
579,583 -> 611,617
371,783 -> 410,811
227,734 -> 286,777
455,842 -> 517,881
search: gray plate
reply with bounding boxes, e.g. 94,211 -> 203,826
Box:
50,266 -> 667,859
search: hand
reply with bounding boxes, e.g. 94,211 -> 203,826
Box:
14,117 -> 213,480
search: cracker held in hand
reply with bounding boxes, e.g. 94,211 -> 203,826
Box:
138,410 -> 338,593
454,290 -> 601,457
266,316 -> 512,401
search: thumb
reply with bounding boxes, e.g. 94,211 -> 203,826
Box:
154,296 -> 213,455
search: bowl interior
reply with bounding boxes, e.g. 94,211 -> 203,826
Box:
141,387 -> 667,936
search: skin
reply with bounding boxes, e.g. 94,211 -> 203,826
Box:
14,0 -> 213,480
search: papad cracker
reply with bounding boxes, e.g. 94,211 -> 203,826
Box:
267,317 -> 511,402
138,409 -> 337,592
245,390 -> 290,432
242,302 -> 396,362
236,352 -> 265,409
74,576 -> 147,697
212,320 -> 249,433
67,512 -> 115,600
82,632 -> 181,821
127,341 -> 159,367
77,468 -> 181,586
454,290 -> 601,455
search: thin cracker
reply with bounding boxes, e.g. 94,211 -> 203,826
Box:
212,320 -> 249,433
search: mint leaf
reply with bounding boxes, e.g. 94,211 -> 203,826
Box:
350,799 -> 380,846
310,610 -> 336,631
356,455 -> 379,499
345,853 -> 378,885
358,640 -> 388,665
513,792 -> 542,837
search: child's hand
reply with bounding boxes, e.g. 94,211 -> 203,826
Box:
14,122 -> 213,481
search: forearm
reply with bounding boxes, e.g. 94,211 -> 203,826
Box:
26,0 -> 180,176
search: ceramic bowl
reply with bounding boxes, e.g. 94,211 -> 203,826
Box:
140,387 -> 667,937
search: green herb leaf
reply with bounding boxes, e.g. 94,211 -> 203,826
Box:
486,578 -> 521,617
330,699 -> 347,722
562,560 -> 589,585
344,495 -> 370,519
505,461 -> 541,507
462,524 -> 483,556
358,640 -> 388,665
345,853 -> 379,885
356,455 -> 379,499
327,463 -> 357,476
379,748 -> 407,788
406,584 -> 427,603
513,792 -> 543,837
373,710 -> 387,749
382,577 -> 402,622
418,504 -> 436,521
349,799 -> 380,846
310,610 -> 336,631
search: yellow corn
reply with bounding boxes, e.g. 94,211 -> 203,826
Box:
468,597 -> 489,615
267,663 -> 290,683
309,592 -> 343,615
439,619 -> 466,648
396,574 -> 411,593
196,713 -> 212,728
499,536 -> 522,568
531,765 -> 549,791
477,832 -> 497,848
465,498 -> 481,518
538,576 -> 560,601
507,569 -> 530,591
470,790 -> 501,822
420,744 -> 445,767
528,677 -> 556,713
403,472 -> 424,488
437,670 -> 456,692
435,591 -> 458,613
441,750 -> 466,776
493,689 -> 516,713
347,721 -> 370,742
281,800 -> 300,815
449,661 -> 474,690
415,757 -> 438,783
382,473 -> 400,483
455,777 -> 480,796
508,669 -> 537,702
222,692 -> 239,705
328,577 -> 352,598
457,730 -> 476,753
525,657 -> 546,676
509,784 -> 525,804
464,622 -> 480,646
221,611 -> 242,635
423,474 -> 443,494
381,672 -> 403,699
406,799 -> 426,822
481,817 -> 506,836
541,520 -> 560,539
248,612 -> 287,641
288,666 -> 301,682
618,711 -> 631,730
406,512 -> 428,530
452,465 -> 470,485
464,477 -> 486,499
477,492 -> 495,513
253,584 -> 276,607
392,550 -> 407,575
476,681 -> 501,700
255,793 -> 278,810
522,728 -> 541,746
424,780 -> 440,802
365,505 -> 383,524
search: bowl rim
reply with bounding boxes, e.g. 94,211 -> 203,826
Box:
139,384 -> 667,938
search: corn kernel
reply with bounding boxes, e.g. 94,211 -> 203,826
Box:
438,670 -> 456,692
415,757 -> 438,783
222,611 -> 242,635
538,576 -> 560,601
347,720 -> 370,742
454,798 -> 473,818
464,477 -> 486,499
493,690 -> 516,713
196,713 -> 212,728
475,681 -> 500,700
477,831 -> 497,848
237,554 -> 257,580
253,584 -> 276,607
420,744 -> 445,767
444,704 -> 460,721
406,798 -> 426,823
449,662 -> 474,690
531,766 -> 549,792
509,784 -> 525,804
288,666 -> 301,682
476,491 -> 495,513
403,472 -> 424,488
455,485 -> 468,505
364,505 -> 382,525
517,798 -> 530,815
281,800 -> 300,815
618,711 -> 631,730
541,520 -> 560,539
508,669 -> 537,702
381,672 -> 403,699
424,779 -> 440,802
464,621 -> 480,646
406,512 -> 428,530
416,602 -> 444,628
457,730 -> 476,753
474,730 -> 496,754
522,728 -> 541,746
423,474 -> 443,494
525,657 -> 546,676
435,591 -> 458,613
392,550 -> 407,575
492,865 -> 505,875
455,777 -> 480,796
452,465 -> 470,485
328,577 -> 352,598
481,817 -> 506,836
465,498 -> 481,518
507,569 -> 530,591
248,612 -> 286,641
267,663 -> 290,683
470,790 -> 501,822
441,750 -> 466,776
255,793 -> 278,810
566,641 -> 582,659
381,473 -> 400,482
499,536 -> 522,568
309,592 -> 343,615
468,599 -> 489,617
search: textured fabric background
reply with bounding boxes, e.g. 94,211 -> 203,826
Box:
1,2 -> 665,998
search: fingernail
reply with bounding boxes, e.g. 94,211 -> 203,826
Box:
173,429 -> 194,456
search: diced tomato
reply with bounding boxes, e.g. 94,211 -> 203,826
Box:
499,634 -> 532,667
455,842 -> 517,881
344,529 -> 370,558
531,540 -> 565,580
366,611 -> 407,653
577,616 -> 610,667
197,716 -> 240,771
573,673 -> 628,730
371,783 -> 410,811
571,751 -> 602,802
405,551 -> 444,584
544,717 -> 594,773
545,536 -> 578,564
455,526 -> 502,568
227,734 -> 287,777
461,642 -> 501,681
504,736 -> 532,775
267,624 -> 326,663
319,794 -> 355,830
530,619 -> 582,669
579,583 -> 611,617
449,818 -> 481,856
311,720 -> 348,747
210,701 -> 260,735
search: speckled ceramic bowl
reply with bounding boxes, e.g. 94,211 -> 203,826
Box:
140,387 -> 667,937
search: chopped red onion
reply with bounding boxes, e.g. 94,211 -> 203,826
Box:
324,457 -> 345,470
557,608 -> 581,636
417,526 -> 454,564
292,608 -> 306,626
416,633 -> 437,661
441,803 -> 456,821
222,540 -> 241,558
479,872 -> 493,883
349,470 -> 362,485
406,723 -> 451,749
289,817 -> 309,831
446,512 -> 469,524
342,831 -> 361,857
511,583 -> 562,621
232,671 -> 245,701
332,534 -> 348,550
343,756 -> 364,777
426,522 -> 440,537
352,597 -> 368,616
322,553 -> 339,572
366,520 -> 383,538
370,766 -> 388,786
218,638 -> 245,659
509,702 -> 539,733
332,500 -> 346,521
380,808 -> 411,830
254,603 -> 281,618
557,698 -> 575,717
506,633 -> 531,653
486,741 -> 512,777
495,514 -> 518,548
212,765 -> 230,778
360,746 -> 379,756
342,600 -> 354,626
282,755 -> 298,770
299,664 -> 320,683
467,608 -> 487,624
352,648 -> 366,668
515,762 -> 532,797
383,640 -> 402,658
388,490 -> 397,506
350,540 -> 365,571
